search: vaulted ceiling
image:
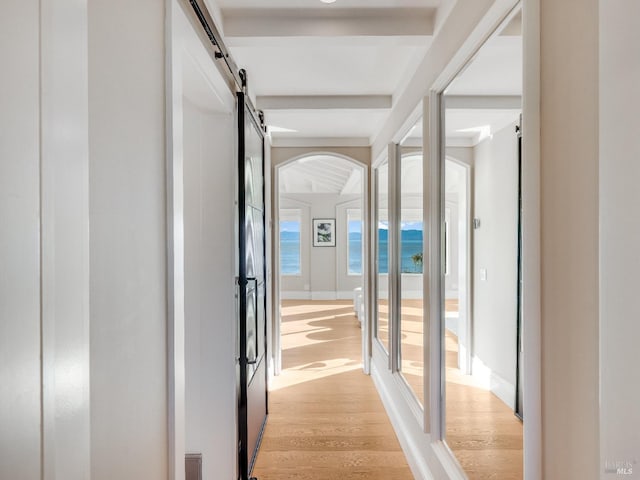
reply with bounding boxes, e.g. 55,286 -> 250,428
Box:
279,155 -> 362,195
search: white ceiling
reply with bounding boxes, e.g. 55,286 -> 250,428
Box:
445,109 -> 521,146
203,0 -> 522,148
444,11 -> 522,147
230,44 -> 427,97
266,109 -> 389,142
210,0 -> 437,146
445,36 -> 523,96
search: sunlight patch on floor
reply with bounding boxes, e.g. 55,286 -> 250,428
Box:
269,357 -> 362,391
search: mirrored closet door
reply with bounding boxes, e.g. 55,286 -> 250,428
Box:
398,118 -> 425,406
440,6 -> 524,479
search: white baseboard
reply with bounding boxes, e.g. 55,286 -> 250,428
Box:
281,290 -> 363,302
490,371 -> 516,410
310,291 -> 337,300
400,290 -> 423,300
280,291 -> 311,300
471,356 -> 516,410
337,290 -> 356,300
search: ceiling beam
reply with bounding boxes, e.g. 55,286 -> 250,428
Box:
226,36 -> 432,48
289,163 -> 347,182
289,165 -> 347,189
444,95 -> 522,110
222,8 -> 435,38
270,136 -> 371,148
296,159 -> 353,176
340,169 -> 362,196
257,95 -> 392,111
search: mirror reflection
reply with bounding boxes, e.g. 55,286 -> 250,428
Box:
442,8 -> 524,479
375,161 -> 390,353
399,119 -> 425,405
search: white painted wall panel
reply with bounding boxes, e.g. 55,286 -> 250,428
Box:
88,0 -> 168,478
472,122 -> 518,387
0,1 -> 42,478
540,0 -> 600,476
183,100 -> 237,480
40,0 -> 91,478
600,0 -> 640,476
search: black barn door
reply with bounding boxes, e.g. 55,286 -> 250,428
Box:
237,91 -> 268,480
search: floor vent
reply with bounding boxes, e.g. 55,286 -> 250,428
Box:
185,453 -> 202,480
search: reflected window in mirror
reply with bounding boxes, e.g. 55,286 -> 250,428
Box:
398,118 -> 425,406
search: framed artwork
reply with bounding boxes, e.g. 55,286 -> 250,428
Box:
312,218 -> 336,247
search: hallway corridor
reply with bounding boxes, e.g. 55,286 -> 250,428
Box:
252,300 -> 413,480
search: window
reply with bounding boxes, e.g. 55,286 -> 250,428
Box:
280,209 -> 301,275
347,209 -> 363,275
378,221 -> 389,274
400,220 -> 423,274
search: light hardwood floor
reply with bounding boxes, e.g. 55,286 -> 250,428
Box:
253,299 -> 522,480
444,328 -> 523,480
252,300 -> 414,480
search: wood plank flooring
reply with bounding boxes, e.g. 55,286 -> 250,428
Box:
444,328 -> 523,480
253,299 -> 523,480
399,298 -> 522,479
252,300 -> 413,480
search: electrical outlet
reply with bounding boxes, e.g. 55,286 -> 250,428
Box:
480,268 -> 487,281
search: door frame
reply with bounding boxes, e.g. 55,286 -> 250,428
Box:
444,156 -> 473,377
272,153 -> 370,375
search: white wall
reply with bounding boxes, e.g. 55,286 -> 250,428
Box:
540,0 -> 600,476
0,2 -> 44,478
472,122 -> 518,401
599,0 -> 640,476
446,146 -> 474,167
88,1 -> 168,479
183,100 -> 236,480
280,193 -> 363,299
1,1 -> 91,479
40,1 -> 92,477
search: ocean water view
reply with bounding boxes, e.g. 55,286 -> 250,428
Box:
280,231 -> 301,275
376,228 -> 424,274
279,227 -> 423,275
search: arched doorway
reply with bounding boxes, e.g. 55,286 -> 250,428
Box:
272,152 -> 369,375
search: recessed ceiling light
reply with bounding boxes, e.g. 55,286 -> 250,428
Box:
320,0 -> 337,4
